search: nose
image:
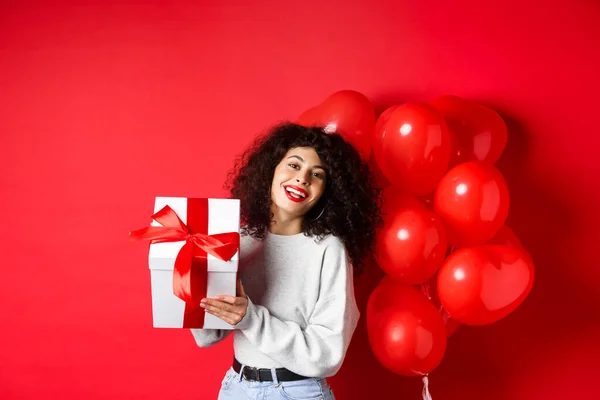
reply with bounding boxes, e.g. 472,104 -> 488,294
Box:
295,173 -> 309,185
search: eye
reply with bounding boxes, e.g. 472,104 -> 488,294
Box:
288,163 -> 299,169
313,172 -> 325,180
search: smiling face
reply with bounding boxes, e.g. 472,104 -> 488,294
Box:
270,147 -> 327,222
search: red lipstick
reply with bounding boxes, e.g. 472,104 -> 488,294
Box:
284,185 -> 308,203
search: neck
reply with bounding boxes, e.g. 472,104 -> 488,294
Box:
269,206 -> 303,235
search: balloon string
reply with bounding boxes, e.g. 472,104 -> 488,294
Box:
422,375 -> 432,400
420,281 -> 431,300
440,304 -> 450,322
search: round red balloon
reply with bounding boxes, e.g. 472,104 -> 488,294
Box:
376,198 -> 448,284
373,103 -> 451,196
297,90 -> 375,160
419,192 -> 434,209
437,245 -> 534,325
440,307 -> 461,337
367,279 -> 447,376
434,161 -> 509,247
381,187 -> 424,215
374,105 -> 400,140
430,95 -> 508,167
421,278 -> 461,337
368,155 -> 391,189
370,105 -> 401,188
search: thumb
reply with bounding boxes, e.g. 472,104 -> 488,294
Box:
236,278 -> 247,298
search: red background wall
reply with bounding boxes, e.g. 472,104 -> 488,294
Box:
2,1 -> 599,399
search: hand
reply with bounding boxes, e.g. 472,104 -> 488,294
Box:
200,279 -> 248,326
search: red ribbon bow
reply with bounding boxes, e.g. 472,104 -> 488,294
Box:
130,201 -> 240,328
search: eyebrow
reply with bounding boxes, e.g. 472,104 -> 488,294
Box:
287,155 -> 326,172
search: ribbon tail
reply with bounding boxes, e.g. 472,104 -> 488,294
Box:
173,242 -> 194,303
129,205 -> 190,242
173,242 -> 208,328
422,375 -> 433,400
129,226 -> 187,242
183,305 -> 206,329
153,205 -> 188,231
193,232 -> 240,261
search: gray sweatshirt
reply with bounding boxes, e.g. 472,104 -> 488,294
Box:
190,231 -> 360,378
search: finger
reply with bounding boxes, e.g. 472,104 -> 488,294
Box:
205,308 -> 237,325
204,305 -> 238,321
236,279 -> 246,297
215,295 -> 247,306
203,298 -> 247,315
204,304 -> 244,325
214,295 -> 237,305
202,298 -> 235,312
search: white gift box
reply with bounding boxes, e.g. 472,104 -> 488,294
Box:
148,197 -> 240,329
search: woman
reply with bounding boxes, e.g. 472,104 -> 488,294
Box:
192,122 -> 382,399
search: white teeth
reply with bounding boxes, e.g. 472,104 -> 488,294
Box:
285,187 -> 306,198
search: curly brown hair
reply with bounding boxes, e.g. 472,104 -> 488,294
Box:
225,122 -> 383,275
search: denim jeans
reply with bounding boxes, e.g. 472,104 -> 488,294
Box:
217,366 -> 336,400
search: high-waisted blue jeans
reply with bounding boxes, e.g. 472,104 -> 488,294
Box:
217,366 -> 336,400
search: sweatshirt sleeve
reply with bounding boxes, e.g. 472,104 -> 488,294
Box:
235,240 -> 360,377
190,329 -> 232,348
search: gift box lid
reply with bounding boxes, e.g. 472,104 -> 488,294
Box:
148,197 -> 240,272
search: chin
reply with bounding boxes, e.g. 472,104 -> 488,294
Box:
282,207 -> 306,218
274,201 -> 305,218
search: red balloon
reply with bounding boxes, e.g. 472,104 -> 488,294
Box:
373,103 -> 451,196
430,95 -> 508,167
419,192 -> 434,209
441,308 -> 461,337
421,279 -> 461,337
376,195 -> 448,284
297,106 -> 320,124
374,105 -> 400,139
369,105 -> 401,188
487,224 -> 533,265
381,187 -> 424,215
434,161 -> 509,247
297,90 -> 376,160
368,154 -> 391,189
437,245 -> 534,325
487,225 -> 524,251
367,279 -> 447,376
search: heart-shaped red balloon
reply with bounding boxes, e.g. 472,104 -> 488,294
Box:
437,245 -> 534,325
487,224 -> 525,251
297,90 -> 376,160
487,224 -> 533,266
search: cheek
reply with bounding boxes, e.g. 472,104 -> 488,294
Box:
271,168 -> 283,191
270,182 -> 278,201
273,166 -> 291,183
312,183 -> 326,201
